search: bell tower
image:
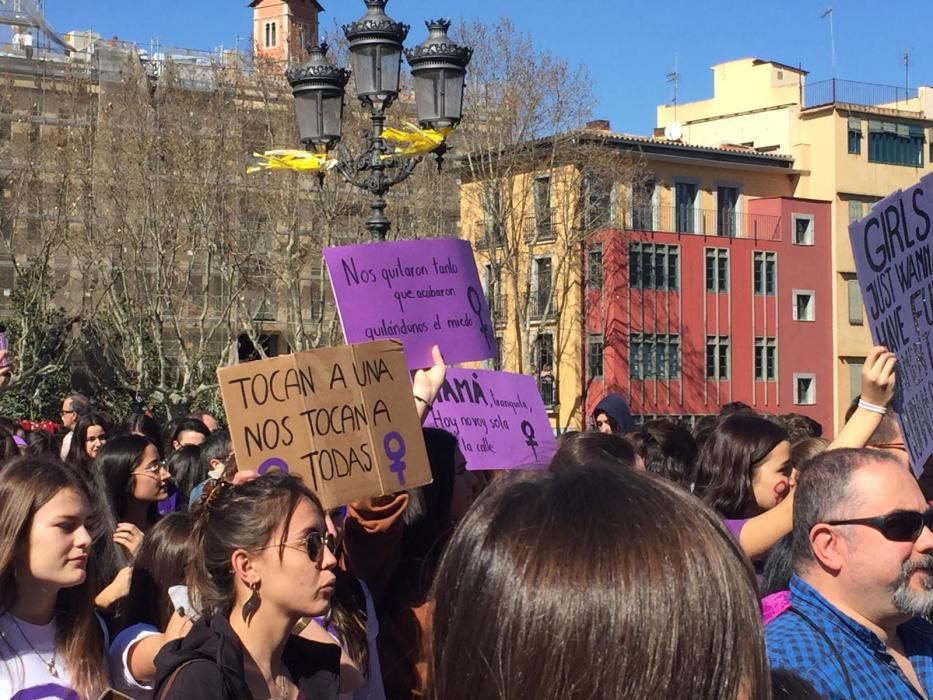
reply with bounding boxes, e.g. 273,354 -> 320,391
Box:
250,0 -> 322,64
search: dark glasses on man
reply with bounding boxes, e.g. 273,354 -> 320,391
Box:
825,509 -> 933,542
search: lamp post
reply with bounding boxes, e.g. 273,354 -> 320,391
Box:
286,0 -> 472,242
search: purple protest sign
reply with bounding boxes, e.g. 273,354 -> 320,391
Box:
849,171 -> 933,473
323,239 -> 495,369
427,368 -> 556,471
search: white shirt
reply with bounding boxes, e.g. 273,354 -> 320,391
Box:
0,613 -> 87,699
59,431 -> 73,461
108,622 -> 160,698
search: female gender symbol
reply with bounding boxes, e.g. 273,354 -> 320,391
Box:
258,457 -> 290,475
384,432 -> 408,486
521,420 -> 539,461
467,286 -> 493,350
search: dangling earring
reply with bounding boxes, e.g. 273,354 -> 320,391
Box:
241,582 -> 260,623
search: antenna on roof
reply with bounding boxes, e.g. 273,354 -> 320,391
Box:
904,49 -> 910,100
666,52 -> 680,119
820,7 -> 838,80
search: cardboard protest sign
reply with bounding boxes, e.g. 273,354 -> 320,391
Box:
849,172 -> 933,473
217,340 -> 431,508
427,368 -> 556,470
322,238 -> 496,369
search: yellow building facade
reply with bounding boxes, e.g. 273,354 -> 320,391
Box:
657,58 -> 933,428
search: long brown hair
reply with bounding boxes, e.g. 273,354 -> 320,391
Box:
0,457 -> 107,697
427,468 -> 770,700
694,414 -> 788,517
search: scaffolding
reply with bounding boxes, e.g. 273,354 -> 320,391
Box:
0,0 -> 74,52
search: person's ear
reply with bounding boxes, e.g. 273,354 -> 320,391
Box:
231,548 -> 260,587
810,523 -> 847,572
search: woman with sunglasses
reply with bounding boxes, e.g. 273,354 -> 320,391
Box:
152,472 -> 340,700
91,435 -> 172,616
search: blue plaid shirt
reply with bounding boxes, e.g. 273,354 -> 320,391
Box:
767,576 -> 933,699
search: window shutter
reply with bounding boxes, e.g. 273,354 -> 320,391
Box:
847,280 -> 864,325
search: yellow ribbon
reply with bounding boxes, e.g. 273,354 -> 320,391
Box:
380,122 -> 453,160
247,149 -> 339,174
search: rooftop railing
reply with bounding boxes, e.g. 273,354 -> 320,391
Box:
804,79 -> 919,110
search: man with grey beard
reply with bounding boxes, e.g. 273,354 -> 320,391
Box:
767,448 -> 933,699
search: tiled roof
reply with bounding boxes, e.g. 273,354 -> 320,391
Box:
574,129 -> 795,162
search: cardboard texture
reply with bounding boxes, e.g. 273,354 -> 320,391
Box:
217,340 -> 431,508
322,238 -> 496,369
849,171 -> 933,473
427,368 -> 556,471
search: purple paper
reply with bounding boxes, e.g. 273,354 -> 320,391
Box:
849,172 -> 933,474
427,368 -> 556,471
323,239 -> 495,369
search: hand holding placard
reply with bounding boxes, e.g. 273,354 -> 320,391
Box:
849,172 -> 933,471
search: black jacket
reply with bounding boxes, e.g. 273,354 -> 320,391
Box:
152,614 -> 340,700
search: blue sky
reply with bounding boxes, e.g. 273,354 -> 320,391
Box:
42,0 -> 932,135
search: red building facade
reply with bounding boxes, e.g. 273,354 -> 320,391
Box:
584,196 -> 834,430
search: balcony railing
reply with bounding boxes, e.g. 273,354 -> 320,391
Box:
537,375 -> 556,408
524,291 -> 559,319
630,205 -> 782,241
803,79 -> 919,110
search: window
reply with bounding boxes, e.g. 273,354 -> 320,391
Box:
848,117 -> 862,155
793,290 -> 815,321
482,183 -> 503,244
533,332 -> 554,372
794,373 -> 816,405
494,336 -> 503,371
264,22 -> 277,48
587,334 -> 604,379
717,186 -> 739,237
483,263 -> 503,319
533,175 -> 552,237
792,214 -> 815,245
631,178 -> 656,230
753,252 -> 776,295
848,200 -> 863,224
531,257 -> 553,316
705,248 -> 729,293
847,278 -> 864,325
847,359 -> 864,403
706,336 -> 730,380
675,182 -> 698,234
629,243 -> 679,290
587,245 -> 603,288
868,120 -> 925,167
755,337 -> 777,381
629,333 -> 681,380
583,176 -> 613,229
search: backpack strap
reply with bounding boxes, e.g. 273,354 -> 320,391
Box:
154,659 -> 203,700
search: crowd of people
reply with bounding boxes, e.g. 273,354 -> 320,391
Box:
0,343 -> 931,699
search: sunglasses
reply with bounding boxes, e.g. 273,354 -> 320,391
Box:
825,509 -> 933,542
136,459 -> 168,474
258,531 -> 337,564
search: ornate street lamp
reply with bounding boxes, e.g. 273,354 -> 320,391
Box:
406,19 -> 472,130
286,0 -> 472,242
286,44 -> 350,151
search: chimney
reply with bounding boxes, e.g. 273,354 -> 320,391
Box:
584,119 -> 611,131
